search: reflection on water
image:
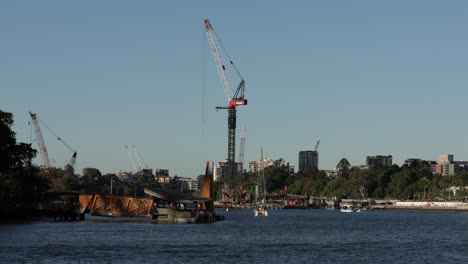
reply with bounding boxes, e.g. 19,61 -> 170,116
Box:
1,209 -> 468,263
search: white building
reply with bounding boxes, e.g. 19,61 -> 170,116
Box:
249,157 -> 275,173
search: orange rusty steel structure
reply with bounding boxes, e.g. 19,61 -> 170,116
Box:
200,161 -> 214,211
79,194 -> 153,217
78,161 -> 216,219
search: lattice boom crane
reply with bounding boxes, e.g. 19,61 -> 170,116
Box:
204,18 -> 247,180
29,111 -> 51,168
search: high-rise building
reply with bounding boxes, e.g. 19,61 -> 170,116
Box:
214,161 -> 242,181
436,154 -> 455,176
366,155 -> 392,168
298,150 -> 318,173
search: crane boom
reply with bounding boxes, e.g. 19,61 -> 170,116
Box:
29,111 -> 51,167
132,145 -> 145,171
125,145 -> 138,173
204,19 -> 233,101
69,152 -> 77,169
314,140 -> 320,152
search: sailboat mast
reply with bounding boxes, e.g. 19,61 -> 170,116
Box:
261,147 -> 266,203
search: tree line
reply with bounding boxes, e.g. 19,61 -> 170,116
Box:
2,109 -> 468,219
0,110 -> 173,219
224,159 -> 468,202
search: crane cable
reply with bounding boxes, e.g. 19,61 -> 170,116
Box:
37,117 -> 75,152
202,25 -> 206,126
213,29 -> 244,80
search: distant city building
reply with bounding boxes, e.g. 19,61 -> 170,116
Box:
439,154 -> 454,164
405,154 -> 468,176
298,150 -> 318,173
155,169 -> 169,176
140,168 -> 153,178
248,157 -> 275,173
404,158 -> 422,167
351,165 -> 369,170
117,170 -> 135,182
428,161 -> 438,174
214,161 -> 242,181
323,168 -> 338,178
366,155 -> 392,168
154,169 -> 171,183
172,176 -> 199,192
455,161 -> 468,173
436,154 -> 455,176
404,158 -> 437,174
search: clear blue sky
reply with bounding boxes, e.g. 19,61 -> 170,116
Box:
2,1 -> 468,177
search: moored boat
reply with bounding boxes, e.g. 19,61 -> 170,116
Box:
340,206 -> 353,213
254,206 -> 268,217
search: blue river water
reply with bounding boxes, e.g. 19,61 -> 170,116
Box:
1,208 -> 468,264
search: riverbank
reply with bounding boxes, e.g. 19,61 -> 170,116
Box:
379,201 -> 468,212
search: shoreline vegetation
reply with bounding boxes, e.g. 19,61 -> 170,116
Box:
2,109 -> 468,220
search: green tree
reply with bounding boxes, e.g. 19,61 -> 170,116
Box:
386,167 -> 418,199
336,158 -> 351,179
372,164 -> 400,198
0,111 -> 37,171
321,177 -> 351,199
349,168 -> 372,199
0,110 -> 46,218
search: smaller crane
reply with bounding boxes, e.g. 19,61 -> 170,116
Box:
238,127 -> 246,170
314,140 -> 320,153
132,145 -> 147,171
29,111 -> 77,170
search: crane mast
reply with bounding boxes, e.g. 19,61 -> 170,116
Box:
204,18 -> 247,182
29,112 -> 51,168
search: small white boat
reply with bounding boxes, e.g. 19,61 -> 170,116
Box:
254,206 -> 268,217
340,206 -> 353,213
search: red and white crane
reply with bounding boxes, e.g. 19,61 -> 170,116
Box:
204,18 -> 247,181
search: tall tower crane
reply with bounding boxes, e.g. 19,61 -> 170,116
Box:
29,112 -> 51,168
204,18 -> 247,182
